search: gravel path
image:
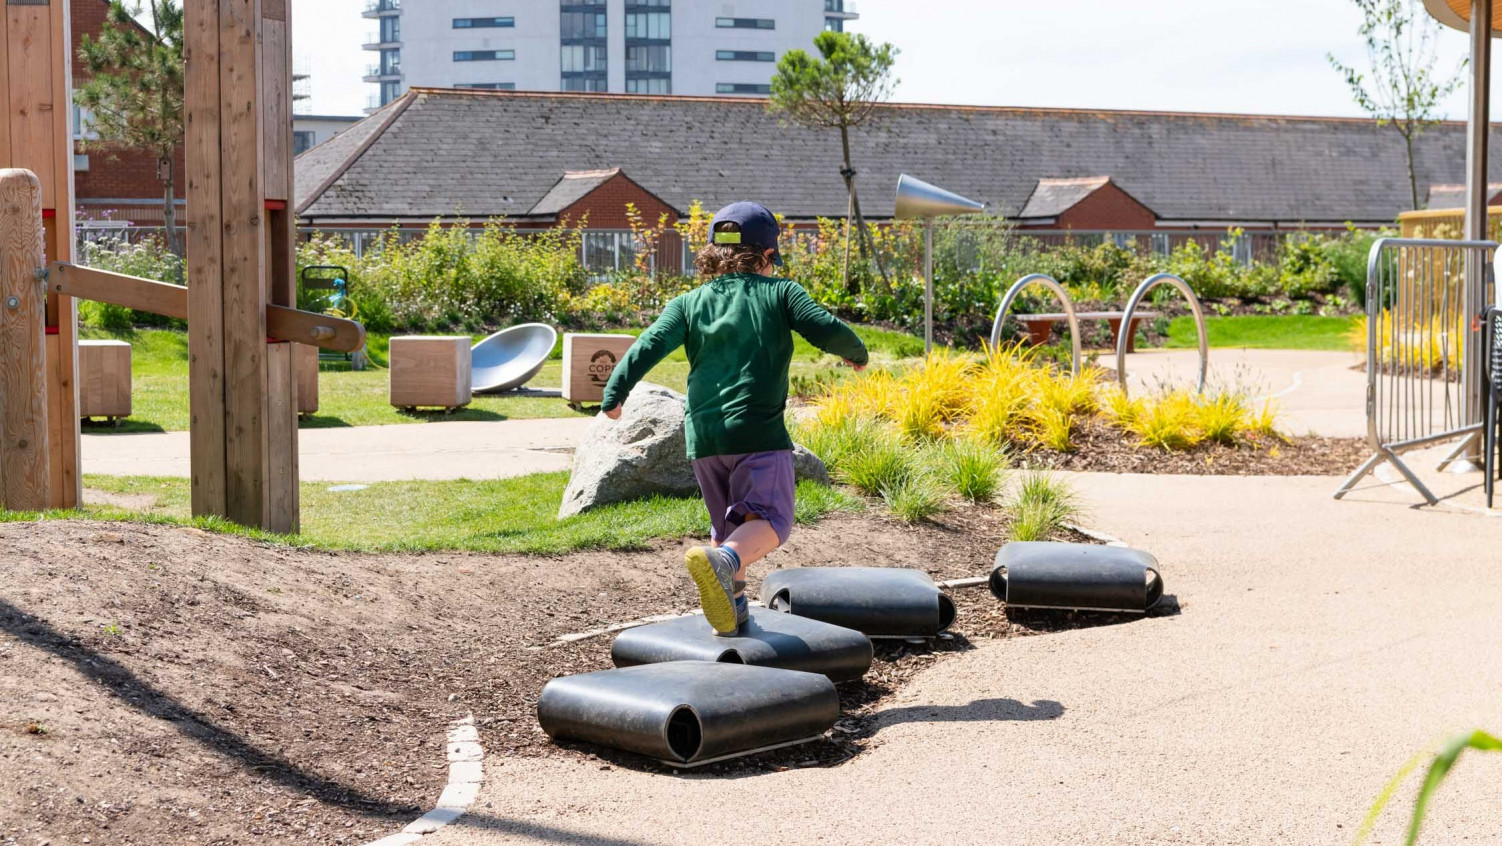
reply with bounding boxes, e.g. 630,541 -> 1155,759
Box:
427,472 -> 1502,846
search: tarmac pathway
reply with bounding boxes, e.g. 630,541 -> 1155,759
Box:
424,471 -> 1502,846
81,418 -> 593,482
82,349 -> 1370,483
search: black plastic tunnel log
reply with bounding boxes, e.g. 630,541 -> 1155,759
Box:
990,541 -> 1164,613
537,662 -> 839,765
611,608 -> 873,683
760,567 -> 956,637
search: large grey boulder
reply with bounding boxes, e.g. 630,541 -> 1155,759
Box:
558,382 -> 830,519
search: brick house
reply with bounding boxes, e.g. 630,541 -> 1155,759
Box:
70,0 -> 187,230
295,88 -> 1502,269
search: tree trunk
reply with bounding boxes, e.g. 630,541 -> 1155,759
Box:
837,123 -> 889,294
1402,128 -> 1420,211
838,125 -> 859,296
159,156 -> 180,262
842,190 -> 853,293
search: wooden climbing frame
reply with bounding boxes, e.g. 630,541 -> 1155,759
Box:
0,0 -> 364,533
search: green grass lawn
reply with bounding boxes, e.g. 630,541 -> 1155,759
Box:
53,473 -> 862,554
85,324 -> 923,433
1164,315 -> 1360,352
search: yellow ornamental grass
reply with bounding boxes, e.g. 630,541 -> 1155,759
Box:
1128,390 -> 1203,451
1097,385 -> 1146,428
891,350 -> 976,441
965,344 -> 1042,445
1350,311 -> 1464,373
1195,392 -> 1252,446
806,345 -> 1288,456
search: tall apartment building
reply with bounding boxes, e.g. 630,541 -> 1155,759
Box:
361,0 -> 859,111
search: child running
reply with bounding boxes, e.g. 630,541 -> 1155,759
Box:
600,201 -> 868,635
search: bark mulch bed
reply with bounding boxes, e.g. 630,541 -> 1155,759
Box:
1026,420 -> 1368,476
0,507 -> 1156,844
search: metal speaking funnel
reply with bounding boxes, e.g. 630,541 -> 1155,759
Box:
894,174 -> 985,220
894,174 -> 985,352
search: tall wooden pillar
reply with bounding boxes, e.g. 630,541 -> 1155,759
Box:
185,0 -> 298,532
1,0 -> 80,509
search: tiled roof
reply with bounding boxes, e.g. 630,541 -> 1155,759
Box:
296,89 -> 1502,225
1018,176 -> 1115,219
1425,182 -> 1502,209
528,168 -> 623,215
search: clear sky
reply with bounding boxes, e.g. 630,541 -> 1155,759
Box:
291,0 -> 1496,120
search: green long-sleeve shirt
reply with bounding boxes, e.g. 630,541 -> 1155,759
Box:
601,273 -> 868,460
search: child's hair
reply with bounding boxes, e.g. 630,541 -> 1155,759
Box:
694,221 -> 770,277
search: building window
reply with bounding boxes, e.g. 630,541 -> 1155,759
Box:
625,45 -> 671,73
562,77 -> 608,92
823,17 -> 844,31
455,82 -> 517,90
627,0 -> 670,6
624,12 -> 671,39
716,50 -> 774,62
381,48 -> 401,74
379,15 -> 401,41
716,17 -> 774,29
626,78 -> 670,94
454,50 -> 515,61
583,231 -> 644,275
454,17 -> 514,28
560,11 -> 607,38
716,83 -> 771,94
561,44 -> 608,72
293,130 -> 316,156
380,80 -> 402,104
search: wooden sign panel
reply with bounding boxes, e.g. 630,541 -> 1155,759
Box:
562,333 -> 636,404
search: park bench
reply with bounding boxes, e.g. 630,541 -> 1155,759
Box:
1016,310 -> 1159,352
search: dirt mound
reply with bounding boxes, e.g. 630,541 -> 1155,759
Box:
0,509 -> 1143,843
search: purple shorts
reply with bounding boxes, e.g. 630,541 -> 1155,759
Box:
691,450 -> 796,545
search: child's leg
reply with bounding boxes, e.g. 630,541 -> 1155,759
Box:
686,451 -> 795,635
721,515 -> 781,578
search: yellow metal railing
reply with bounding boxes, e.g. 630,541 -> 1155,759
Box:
1398,205 -> 1502,240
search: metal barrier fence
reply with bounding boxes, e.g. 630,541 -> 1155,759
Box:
1334,237 -> 1496,504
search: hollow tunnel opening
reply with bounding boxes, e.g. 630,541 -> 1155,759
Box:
937,593 -> 957,632
665,705 -> 703,762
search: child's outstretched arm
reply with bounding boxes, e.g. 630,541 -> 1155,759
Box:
784,281 -> 869,368
600,298 -> 687,418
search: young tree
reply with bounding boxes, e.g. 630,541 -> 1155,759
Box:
771,31 -> 898,293
1328,0 -> 1465,210
76,1 -> 185,255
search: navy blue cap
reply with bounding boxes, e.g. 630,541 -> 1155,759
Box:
709,201 -> 783,266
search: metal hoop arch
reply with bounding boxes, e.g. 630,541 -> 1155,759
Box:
1115,273 -> 1208,395
988,273 -> 1082,377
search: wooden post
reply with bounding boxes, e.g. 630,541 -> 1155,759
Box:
1,0 -> 79,509
184,0 -> 298,532
0,168 -> 51,511
1462,0 -> 1493,441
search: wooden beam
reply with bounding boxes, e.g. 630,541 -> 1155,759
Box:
218,0 -> 270,527
5,6 -> 56,209
261,2 -> 298,532
185,0 -> 227,516
48,263 -> 366,353
0,168 -> 51,511
3,0 -> 77,508
45,0 -> 78,510
265,340 -> 297,533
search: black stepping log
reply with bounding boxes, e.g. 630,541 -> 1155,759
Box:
537,661 -> 839,766
760,567 -> 957,638
610,607 -> 872,683
990,541 -> 1164,613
